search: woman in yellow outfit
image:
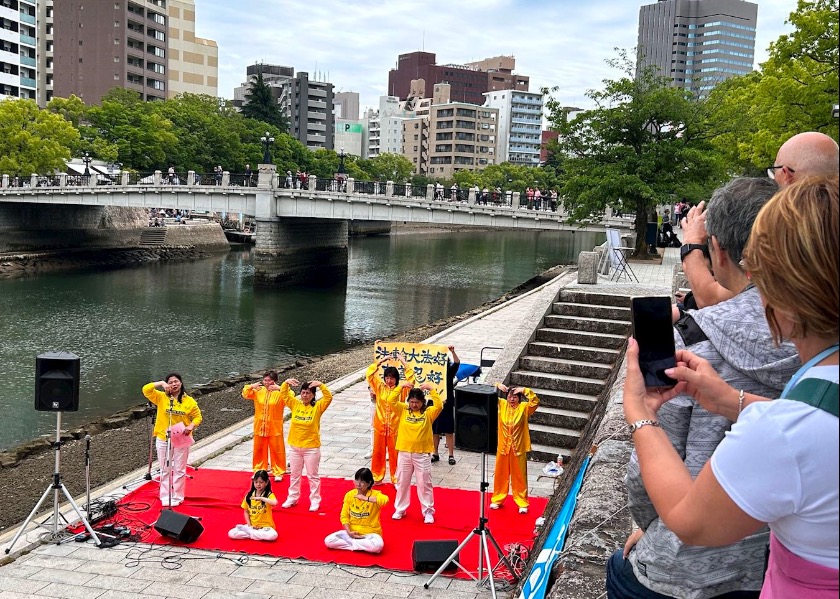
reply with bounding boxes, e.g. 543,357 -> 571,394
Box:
490,383 -> 539,513
242,370 -> 286,482
279,378 -> 333,512
365,347 -> 414,484
142,373 -> 202,507
324,467 -> 389,553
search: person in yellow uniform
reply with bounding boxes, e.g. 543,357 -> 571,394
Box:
143,373 -> 202,507
490,383 -> 539,514
365,347 -> 414,484
391,382 -> 442,524
279,378 -> 333,512
228,470 -> 278,541
324,467 -> 388,553
242,370 -> 286,482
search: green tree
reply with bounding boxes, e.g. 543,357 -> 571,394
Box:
0,99 -> 80,175
241,71 -> 289,133
354,153 -> 414,182
706,0 -> 839,169
549,51 -> 724,256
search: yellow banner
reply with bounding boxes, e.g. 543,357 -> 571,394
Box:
373,341 -> 450,401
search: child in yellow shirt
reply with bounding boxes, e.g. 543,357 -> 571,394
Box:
324,467 -> 389,553
228,470 -> 278,541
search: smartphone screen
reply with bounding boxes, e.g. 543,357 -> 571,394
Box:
631,296 -> 678,388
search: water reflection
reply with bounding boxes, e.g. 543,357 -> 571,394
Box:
0,228 -> 601,449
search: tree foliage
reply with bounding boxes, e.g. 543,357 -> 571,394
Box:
549,51 -> 725,256
241,71 -> 289,133
0,99 -> 79,175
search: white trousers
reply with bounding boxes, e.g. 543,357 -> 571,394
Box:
155,438 -> 189,505
287,446 -> 321,505
324,530 -> 384,553
228,524 -> 278,542
394,452 -> 434,516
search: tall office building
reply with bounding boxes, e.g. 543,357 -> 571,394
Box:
388,51 -> 529,106
50,0 -> 217,105
484,89 -> 544,166
233,64 -> 335,150
1,0 -> 37,101
333,91 -> 359,120
637,0 -> 757,97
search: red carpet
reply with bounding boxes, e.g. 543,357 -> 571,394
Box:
113,468 -> 546,577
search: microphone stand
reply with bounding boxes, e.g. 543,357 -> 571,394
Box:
84,434 -> 92,513
144,402 -> 156,481
165,395 -> 174,511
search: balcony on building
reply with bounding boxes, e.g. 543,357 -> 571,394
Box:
18,32 -> 34,46
19,74 -> 34,88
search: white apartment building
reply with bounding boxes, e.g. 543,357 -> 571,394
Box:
363,95 -> 405,158
1,0 -> 37,101
484,89 -> 543,166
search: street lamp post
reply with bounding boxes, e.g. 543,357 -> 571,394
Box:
337,147 -> 346,175
260,132 -> 275,164
82,152 -> 92,179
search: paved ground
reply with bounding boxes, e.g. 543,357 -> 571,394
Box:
0,245 -> 680,599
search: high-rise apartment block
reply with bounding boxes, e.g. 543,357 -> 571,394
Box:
388,51 -> 529,106
233,64 -> 335,150
484,89 -> 543,166
637,0 -> 757,96
0,0 -> 37,100
49,0 -> 217,105
333,91 -> 359,120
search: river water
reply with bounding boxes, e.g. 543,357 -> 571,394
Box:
0,229 -> 602,450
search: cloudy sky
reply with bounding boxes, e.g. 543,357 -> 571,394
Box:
195,0 -> 798,115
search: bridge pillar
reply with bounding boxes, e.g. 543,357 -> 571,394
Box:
385,181 -> 393,198
59,174 -> 67,187
121,172 -> 129,186
187,170 -> 197,187
253,217 -> 348,288
153,170 -> 162,186
30,174 -> 38,187
2,174 -> 8,188
222,171 -> 230,186
468,187 -> 476,205
426,184 -> 434,201
513,191 -> 521,207
308,175 -> 316,191
405,183 -> 412,197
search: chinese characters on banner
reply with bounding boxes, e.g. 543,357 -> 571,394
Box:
373,341 -> 450,402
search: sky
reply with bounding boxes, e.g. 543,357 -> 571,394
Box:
195,0 -> 799,116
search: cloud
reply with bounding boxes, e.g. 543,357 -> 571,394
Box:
196,0 -> 798,113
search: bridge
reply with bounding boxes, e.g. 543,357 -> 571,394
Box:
0,166 -> 624,286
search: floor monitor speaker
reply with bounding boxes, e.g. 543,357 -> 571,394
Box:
412,539 -> 459,572
153,510 -> 204,543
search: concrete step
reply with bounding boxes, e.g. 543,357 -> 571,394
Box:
530,405 -> 590,430
530,442 -> 574,465
139,228 -> 167,246
544,314 -> 631,336
510,370 -> 606,396
553,302 -> 632,321
559,290 -> 632,308
529,422 -> 581,449
536,328 -> 626,350
520,356 -> 613,380
528,341 -> 621,364
526,387 -> 600,413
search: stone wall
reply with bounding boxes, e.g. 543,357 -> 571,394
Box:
349,220 -> 391,236
160,222 -> 230,250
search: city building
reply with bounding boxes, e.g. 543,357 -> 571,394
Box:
334,119 -> 364,158
50,0 -> 217,105
540,130 -> 560,164
363,95 -> 405,158
484,89 -> 544,166
166,0 -> 218,98
233,64 -> 335,150
388,51 -> 529,106
1,0 -> 37,101
637,0 -> 757,96
333,91 -> 359,120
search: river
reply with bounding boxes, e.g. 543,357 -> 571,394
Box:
0,228 -> 602,450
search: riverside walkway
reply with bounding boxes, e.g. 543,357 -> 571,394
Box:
0,247 -> 679,599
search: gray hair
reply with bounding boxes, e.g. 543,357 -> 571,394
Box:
705,177 -> 779,267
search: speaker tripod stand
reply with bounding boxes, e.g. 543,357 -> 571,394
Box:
5,413 -> 102,554
424,452 -> 517,599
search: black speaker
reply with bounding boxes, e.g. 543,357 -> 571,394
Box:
412,539 -> 459,572
35,352 -> 81,412
454,383 -> 498,453
153,510 -> 204,543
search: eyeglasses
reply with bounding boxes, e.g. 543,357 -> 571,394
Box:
766,165 -> 795,180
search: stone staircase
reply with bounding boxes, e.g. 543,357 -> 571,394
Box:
508,290 -> 632,463
139,228 -> 167,246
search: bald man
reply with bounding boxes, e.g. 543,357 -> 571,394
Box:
769,131 -> 839,186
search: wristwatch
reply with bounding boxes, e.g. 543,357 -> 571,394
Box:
680,243 -> 706,262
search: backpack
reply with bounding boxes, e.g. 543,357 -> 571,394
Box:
785,378 -> 839,417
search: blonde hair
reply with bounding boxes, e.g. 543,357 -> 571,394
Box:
741,177 -> 839,344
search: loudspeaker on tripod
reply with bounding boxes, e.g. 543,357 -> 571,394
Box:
412,539 -> 459,572
454,383 -> 498,453
35,352 -> 80,412
153,510 -> 204,543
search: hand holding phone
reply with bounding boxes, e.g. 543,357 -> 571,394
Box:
631,296 -> 678,389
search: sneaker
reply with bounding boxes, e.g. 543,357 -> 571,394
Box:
519,507 -> 529,514
274,475 -> 284,482
489,503 -> 500,510
431,454 -> 440,463
392,511 -> 405,520
424,513 -> 435,524
309,503 -> 320,512
448,456 -> 456,465
364,451 -> 373,459
281,499 -> 297,509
